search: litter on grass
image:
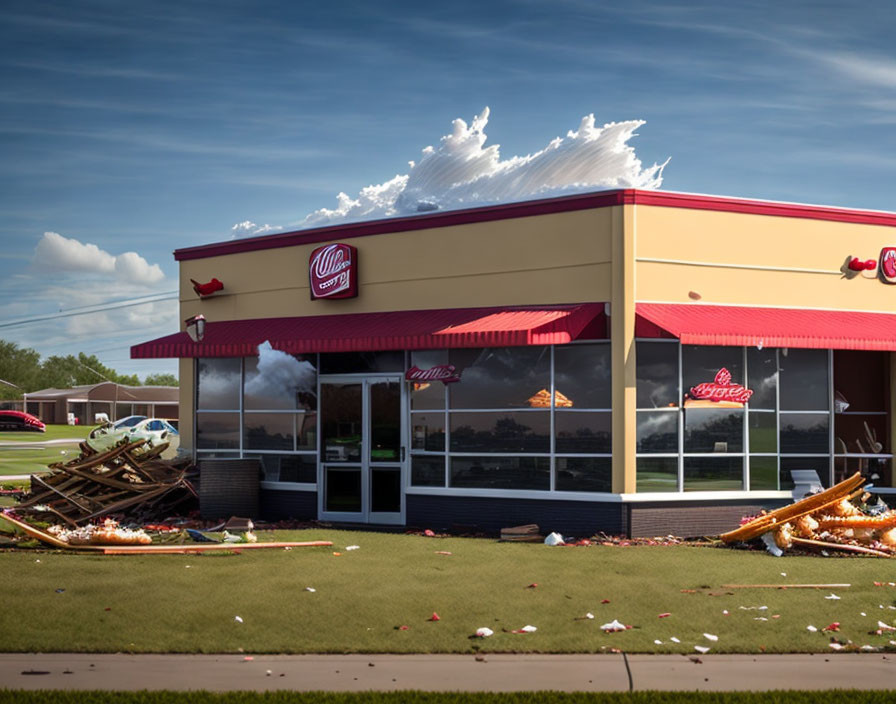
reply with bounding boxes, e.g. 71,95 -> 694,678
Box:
600,619 -> 631,632
474,627 -> 494,637
544,532 -> 565,546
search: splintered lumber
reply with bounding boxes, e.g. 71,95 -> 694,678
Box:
719,472 -> 866,543
12,439 -> 196,526
0,510 -> 332,553
721,583 -> 852,589
101,541 -> 333,555
791,537 -> 894,558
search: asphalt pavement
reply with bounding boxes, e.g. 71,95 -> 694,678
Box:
2,652 -> 895,692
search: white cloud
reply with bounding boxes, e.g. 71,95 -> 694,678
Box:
231,221 -> 284,238
33,231 -> 164,285
232,107 -> 668,235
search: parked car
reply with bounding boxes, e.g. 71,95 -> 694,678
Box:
0,410 -> 46,432
86,416 -> 179,456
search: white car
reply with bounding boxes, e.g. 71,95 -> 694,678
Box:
87,416 -> 180,457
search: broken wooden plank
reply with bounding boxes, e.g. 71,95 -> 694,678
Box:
721,583 -> 852,589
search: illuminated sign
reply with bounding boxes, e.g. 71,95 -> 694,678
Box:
881,247 -> 896,284
687,368 -> 753,406
309,243 -> 358,299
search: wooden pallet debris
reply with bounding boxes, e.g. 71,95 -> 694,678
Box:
13,439 -> 197,527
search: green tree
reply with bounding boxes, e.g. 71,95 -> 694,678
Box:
144,373 -> 178,386
0,340 -> 42,399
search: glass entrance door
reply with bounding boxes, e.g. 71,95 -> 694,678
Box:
319,377 -> 404,524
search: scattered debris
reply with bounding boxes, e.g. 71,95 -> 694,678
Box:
544,532 -> 565,546
500,524 -> 542,542
428,612 -> 440,622
11,439 -> 196,527
474,627 -> 494,637
722,472 -> 896,557
600,619 -> 631,632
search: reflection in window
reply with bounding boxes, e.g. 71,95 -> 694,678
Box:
683,456 -> 743,491
197,358 -> 241,410
749,412 -> 777,453
244,355 -> 316,410
196,412 -> 240,449
409,351 -> 448,410
555,457 -> 611,492
410,413 -> 445,451
779,349 -> 828,411
553,344 -> 611,408
636,457 -> 678,492
449,412 -> 550,453
320,351 -> 404,374
252,454 -> 316,483
780,457 -> 830,490
449,347 -> 550,409
636,411 -> 678,453
747,348 -> 778,409
554,412 -> 611,453
243,413 -> 294,451
450,456 -> 550,490
411,456 -> 446,487
750,456 -> 778,490
636,342 -> 679,408
683,409 -> 744,453
780,414 -> 829,453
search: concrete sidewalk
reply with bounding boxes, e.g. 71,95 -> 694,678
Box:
2,653 -> 895,692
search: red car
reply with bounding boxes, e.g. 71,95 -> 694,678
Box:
0,410 -> 46,432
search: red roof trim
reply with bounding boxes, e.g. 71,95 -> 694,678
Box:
131,303 -> 607,359
175,190 -> 896,262
637,303 -> 896,351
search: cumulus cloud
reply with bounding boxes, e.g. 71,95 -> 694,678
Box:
232,107 -> 668,236
231,221 -> 283,238
33,231 -> 164,285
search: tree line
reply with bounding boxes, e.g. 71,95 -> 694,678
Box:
0,340 -> 177,400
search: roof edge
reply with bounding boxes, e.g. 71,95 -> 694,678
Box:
175,189 -> 896,262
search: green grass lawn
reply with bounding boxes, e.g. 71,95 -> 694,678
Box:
0,424 -> 89,475
0,527 -> 893,655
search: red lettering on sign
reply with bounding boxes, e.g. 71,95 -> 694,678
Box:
689,368 -> 754,404
881,247 -> 896,284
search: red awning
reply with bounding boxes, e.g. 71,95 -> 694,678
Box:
131,303 -> 606,358
637,303 -> 896,351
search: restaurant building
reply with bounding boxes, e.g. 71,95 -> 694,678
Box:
131,189 -> 896,536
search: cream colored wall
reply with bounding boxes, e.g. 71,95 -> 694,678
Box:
180,208 -> 616,323
178,357 -> 195,452
635,206 -> 896,311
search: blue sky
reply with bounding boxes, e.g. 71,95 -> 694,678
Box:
1,1 -> 895,380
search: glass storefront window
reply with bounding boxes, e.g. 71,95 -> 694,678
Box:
636,342 -> 678,408
636,411 -> 678,453
555,456 -> 611,492
749,456 -> 778,490
554,411 -> 611,453
449,412 -> 550,453
243,413 -> 295,451
409,351 -> 448,410
779,349 -> 828,411
197,358 -> 241,410
683,456 -> 744,491
320,351 -> 404,374
747,348 -> 778,409
450,456 -> 550,490
780,456 -> 830,490
410,412 -> 445,451
749,412 -> 777,453
196,412 -> 240,449
636,457 -> 678,492
244,355 -> 316,410
448,347 -> 550,409
780,413 -> 829,453
553,344 -> 611,408
411,456 -> 446,487
683,408 -> 744,454
251,453 -> 316,483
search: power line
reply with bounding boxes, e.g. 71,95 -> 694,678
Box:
0,293 -> 178,330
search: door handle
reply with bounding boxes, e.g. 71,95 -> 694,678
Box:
400,446 -> 406,462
